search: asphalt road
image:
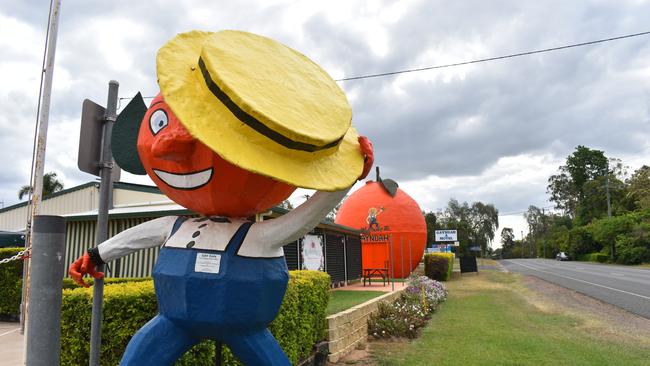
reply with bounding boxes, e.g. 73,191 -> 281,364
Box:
500,259 -> 650,319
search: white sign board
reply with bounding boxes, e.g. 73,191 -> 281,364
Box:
301,234 -> 324,271
435,230 -> 458,242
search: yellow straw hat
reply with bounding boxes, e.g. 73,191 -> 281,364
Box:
156,30 -> 363,191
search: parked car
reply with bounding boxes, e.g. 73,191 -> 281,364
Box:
0,231 -> 25,248
556,252 -> 569,261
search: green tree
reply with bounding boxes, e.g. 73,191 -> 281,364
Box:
470,202 -> 499,256
500,227 -> 515,258
547,168 -> 578,217
18,172 -> 64,200
547,146 -> 615,223
423,211 -> 437,246
565,145 -> 609,198
626,165 -> 650,210
438,199 -> 498,257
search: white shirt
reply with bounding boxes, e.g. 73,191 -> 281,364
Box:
97,189 -> 349,262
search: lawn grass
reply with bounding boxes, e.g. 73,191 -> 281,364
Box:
371,271 -> 650,366
326,290 -> 385,316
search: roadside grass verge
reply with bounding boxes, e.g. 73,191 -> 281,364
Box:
326,290 -> 385,316
371,271 -> 650,366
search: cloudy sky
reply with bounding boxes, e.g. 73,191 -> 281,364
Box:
1,0 -> 650,245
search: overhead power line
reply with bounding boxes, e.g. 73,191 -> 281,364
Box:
118,30 -> 650,103
499,206 -> 555,216
336,30 -> 650,81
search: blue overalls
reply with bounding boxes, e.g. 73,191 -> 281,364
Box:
120,218 -> 291,365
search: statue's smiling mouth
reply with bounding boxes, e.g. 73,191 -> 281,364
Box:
153,168 -> 213,190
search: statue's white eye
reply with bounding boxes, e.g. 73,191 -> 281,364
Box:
149,109 -> 168,135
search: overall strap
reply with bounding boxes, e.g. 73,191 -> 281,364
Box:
225,221 -> 254,255
170,216 -> 188,237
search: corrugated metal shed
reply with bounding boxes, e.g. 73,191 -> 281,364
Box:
0,182 -> 167,231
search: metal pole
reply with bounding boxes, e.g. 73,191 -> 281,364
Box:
408,240 -> 412,277
22,0 -> 62,339
25,215 -> 66,366
400,237 -> 404,286
342,236 -> 348,285
215,341 -> 222,366
542,208 -> 547,259
89,80 -> 119,366
606,173 -> 614,260
389,235 -> 395,291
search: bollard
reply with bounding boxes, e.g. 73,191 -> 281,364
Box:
26,215 -> 66,366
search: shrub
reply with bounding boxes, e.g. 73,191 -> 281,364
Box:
60,270 -> 330,366
577,253 -> 609,263
62,277 -> 152,290
615,235 -> 650,265
368,275 -> 447,339
424,253 -> 454,281
0,247 -> 24,318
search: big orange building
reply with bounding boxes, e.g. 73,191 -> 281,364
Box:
335,173 -> 426,278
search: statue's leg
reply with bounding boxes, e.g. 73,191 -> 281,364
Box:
224,328 -> 291,366
120,315 -> 197,366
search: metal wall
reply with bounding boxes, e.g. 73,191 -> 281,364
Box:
282,229 -> 362,284
0,184 -> 168,232
65,217 -> 161,278
0,186 -> 97,232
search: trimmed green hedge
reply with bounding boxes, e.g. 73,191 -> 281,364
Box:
424,253 -> 454,281
577,252 -> 609,263
60,270 -> 330,366
0,247 -> 24,318
62,277 -> 152,290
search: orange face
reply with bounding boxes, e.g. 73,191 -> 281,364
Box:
137,94 -> 296,217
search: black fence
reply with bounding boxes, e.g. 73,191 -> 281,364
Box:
282,228 -> 362,285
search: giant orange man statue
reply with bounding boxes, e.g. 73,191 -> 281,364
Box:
69,30 -> 373,365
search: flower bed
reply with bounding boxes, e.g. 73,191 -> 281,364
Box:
368,275 -> 447,339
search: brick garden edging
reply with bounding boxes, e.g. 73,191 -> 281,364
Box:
326,289 -> 404,362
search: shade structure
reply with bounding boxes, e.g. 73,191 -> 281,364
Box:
335,179 -> 426,279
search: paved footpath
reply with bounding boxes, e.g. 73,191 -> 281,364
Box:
0,322 -> 23,366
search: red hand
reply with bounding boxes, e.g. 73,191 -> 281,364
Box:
358,136 -> 374,180
68,253 -> 104,288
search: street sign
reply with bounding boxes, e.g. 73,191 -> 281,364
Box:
469,246 -> 481,252
78,99 -> 120,180
435,230 -> 457,242
78,99 -> 105,176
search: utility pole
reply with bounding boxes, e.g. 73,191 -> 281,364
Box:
542,208 -> 546,259
22,0 -> 62,338
521,230 -> 524,259
606,172 -> 614,260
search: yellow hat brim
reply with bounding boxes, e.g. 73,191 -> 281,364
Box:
157,30 -> 363,191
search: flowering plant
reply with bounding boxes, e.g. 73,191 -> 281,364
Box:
368,276 -> 448,339
404,274 -> 448,312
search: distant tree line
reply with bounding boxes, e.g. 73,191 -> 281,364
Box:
499,146 -> 650,264
423,199 -> 499,257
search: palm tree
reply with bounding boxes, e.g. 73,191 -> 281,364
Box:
18,172 -> 64,200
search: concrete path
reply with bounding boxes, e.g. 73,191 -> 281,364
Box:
501,258 -> 650,318
0,322 -> 23,366
336,280 -> 405,292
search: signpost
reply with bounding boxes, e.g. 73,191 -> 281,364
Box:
79,81 -> 120,366
435,230 -> 457,242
